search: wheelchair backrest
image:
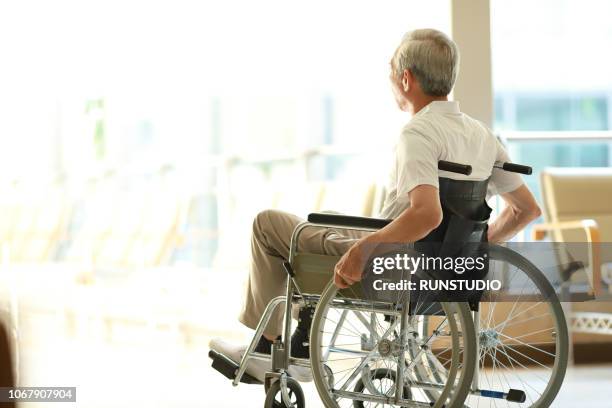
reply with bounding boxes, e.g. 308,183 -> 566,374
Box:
412,177 -> 492,310
415,176 -> 491,261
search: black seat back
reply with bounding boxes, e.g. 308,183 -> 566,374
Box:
416,177 -> 491,259
412,177 -> 492,311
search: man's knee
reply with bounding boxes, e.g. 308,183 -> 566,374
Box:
252,209 -> 280,235
252,209 -> 298,245
252,209 -> 304,256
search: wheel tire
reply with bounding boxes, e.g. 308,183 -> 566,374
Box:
264,376 -> 305,408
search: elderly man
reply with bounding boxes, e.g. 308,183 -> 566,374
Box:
210,28 -> 541,382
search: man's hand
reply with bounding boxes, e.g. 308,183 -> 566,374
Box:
334,241 -> 366,289
333,185 -> 443,288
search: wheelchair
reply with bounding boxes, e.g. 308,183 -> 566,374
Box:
209,160 -> 569,408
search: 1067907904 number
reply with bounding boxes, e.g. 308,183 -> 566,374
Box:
0,387 -> 76,402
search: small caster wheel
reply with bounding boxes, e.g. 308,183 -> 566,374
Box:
352,368 -> 411,408
264,376 -> 305,408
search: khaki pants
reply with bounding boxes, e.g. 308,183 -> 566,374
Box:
238,209 -> 369,337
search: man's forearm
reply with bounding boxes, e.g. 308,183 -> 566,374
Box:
360,205 -> 441,250
487,207 -> 535,243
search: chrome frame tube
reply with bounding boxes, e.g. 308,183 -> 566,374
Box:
287,221 -> 382,264
394,298 -> 409,403
323,309 -> 347,361
353,310 -> 380,343
327,347 -> 380,357
287,356 -> 311,368
332,389 -> 433,407
328,302 -> 402,315
472,310 -> 480,391
332,378 -> 453,406
282,277 -> 294,369
233,296 -> 286,386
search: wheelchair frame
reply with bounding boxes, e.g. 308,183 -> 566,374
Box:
211,160 -> 568,408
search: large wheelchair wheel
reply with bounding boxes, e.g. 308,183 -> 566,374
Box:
419,245 -> 568,408
310,281 -> 477,408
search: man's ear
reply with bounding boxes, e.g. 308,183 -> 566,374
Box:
402,69 -> 410,92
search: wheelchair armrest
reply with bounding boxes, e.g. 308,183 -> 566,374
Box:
307,213 -> 392,230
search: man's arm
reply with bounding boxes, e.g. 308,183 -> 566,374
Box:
487,184 -> 541,243
363,184 -> 442,244
334,185 -> 442,288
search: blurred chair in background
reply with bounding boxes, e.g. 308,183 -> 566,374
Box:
533,167 -> 612,361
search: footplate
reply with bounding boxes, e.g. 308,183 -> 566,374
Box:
208,349 -> 262,384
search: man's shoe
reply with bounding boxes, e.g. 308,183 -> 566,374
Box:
253,335 -> 276,354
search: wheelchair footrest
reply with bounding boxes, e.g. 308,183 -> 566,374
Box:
208,349 -> 262,385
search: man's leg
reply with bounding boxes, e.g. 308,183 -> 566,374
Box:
212,208 -> 366,381
238,209 -> 303,339
238,209 -> 367,339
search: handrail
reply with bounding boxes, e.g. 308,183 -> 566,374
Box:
502,130 -> 612,141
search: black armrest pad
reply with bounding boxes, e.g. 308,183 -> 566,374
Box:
307,213 -> 392,229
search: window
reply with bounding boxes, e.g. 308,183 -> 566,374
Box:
0,1 -> 452,268
491,0 -> 612,133
491,0 -> 612,213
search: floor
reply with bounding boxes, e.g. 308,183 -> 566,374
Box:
208,365 -> 612,408
3,268 -> 611,408
10,310 -> 612,408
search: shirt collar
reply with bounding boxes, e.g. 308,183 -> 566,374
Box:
417,100 -> 461,116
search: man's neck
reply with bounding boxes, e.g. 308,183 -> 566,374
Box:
409,95 -> 449,115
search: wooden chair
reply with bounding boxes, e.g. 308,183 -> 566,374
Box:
532,168 -> 612,295
532,167 -> 612,351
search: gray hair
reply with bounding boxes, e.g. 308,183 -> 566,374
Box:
392,29 -> 460,97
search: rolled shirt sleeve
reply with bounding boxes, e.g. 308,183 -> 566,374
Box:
395,128 -> 441,199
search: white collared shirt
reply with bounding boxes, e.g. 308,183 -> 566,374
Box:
378,100 -> 523,219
